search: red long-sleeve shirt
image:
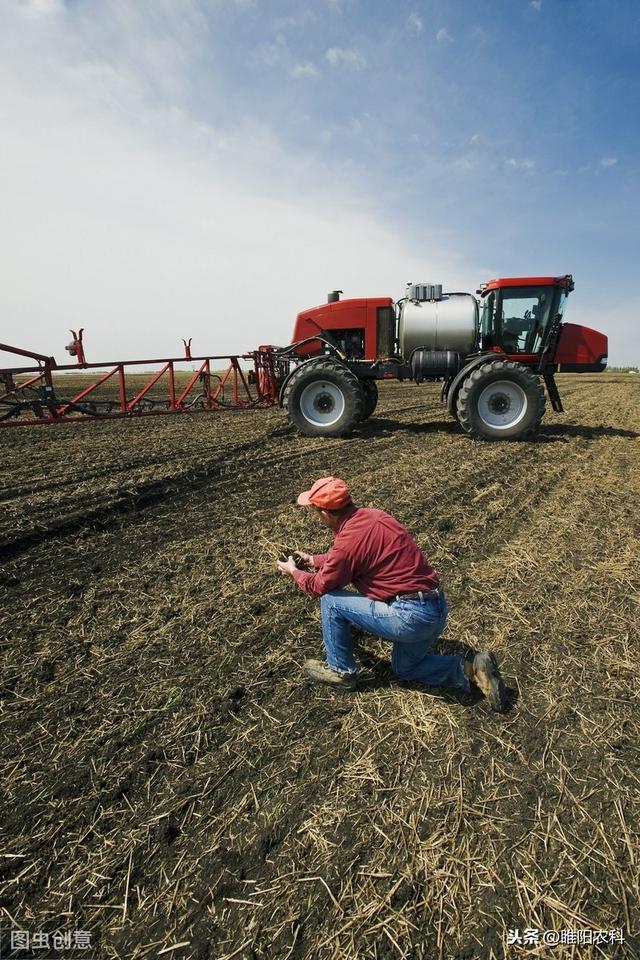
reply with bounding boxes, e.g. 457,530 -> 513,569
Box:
291,504 -> 439,601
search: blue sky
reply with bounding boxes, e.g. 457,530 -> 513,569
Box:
1,0 -> 638,364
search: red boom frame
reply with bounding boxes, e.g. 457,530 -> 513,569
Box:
0,334 -> 287,428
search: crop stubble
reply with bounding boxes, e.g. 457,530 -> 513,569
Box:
1,375 -> 639,959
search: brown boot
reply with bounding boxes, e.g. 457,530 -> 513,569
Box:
464,651 -> 506,712
303,659 -> 357,691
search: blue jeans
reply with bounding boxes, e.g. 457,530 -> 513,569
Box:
320,589 -> 470,691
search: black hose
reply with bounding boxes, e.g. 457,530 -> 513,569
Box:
274,337 -> 344,359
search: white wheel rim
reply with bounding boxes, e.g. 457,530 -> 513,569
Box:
477,379 -> 528,429
299,381 -> 345,427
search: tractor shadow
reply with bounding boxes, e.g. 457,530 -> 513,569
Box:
354,638 -> 519,714
535,423 -> 639,442
359,419 -> 639,443
356,417 -> 461,439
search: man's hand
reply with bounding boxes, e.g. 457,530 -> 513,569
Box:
294,550 -> 314,568
277,556 -> 298,577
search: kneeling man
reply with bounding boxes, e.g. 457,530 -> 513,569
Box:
276,476 -> 505,711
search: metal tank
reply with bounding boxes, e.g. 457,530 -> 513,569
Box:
398,289 -> 478,359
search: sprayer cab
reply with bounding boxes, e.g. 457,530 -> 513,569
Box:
478,275 -> 607,371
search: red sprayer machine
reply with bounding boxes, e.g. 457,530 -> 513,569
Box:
1,274 -> 607,440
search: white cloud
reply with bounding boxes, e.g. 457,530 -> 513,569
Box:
470,133 -> 480,144
259,38 -> 288,67
531,0 -> 542,11
436,28 -> 453,43
407,13 -> 423,33
20,0 -> 63,18
325,47 -> 366,70
506,157 -> 536,171
291,62 -> 319,79
453,156 -> 476,172
274,11 -> 317,32
600,157 -> 618,168
0,4 -> 469,364
471,26 -> 491,44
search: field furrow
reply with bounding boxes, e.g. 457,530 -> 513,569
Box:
1,375 -> 639,959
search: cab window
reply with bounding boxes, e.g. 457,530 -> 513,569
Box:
499,287 -> 552,354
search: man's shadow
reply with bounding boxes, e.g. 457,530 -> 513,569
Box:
353,632 -> 519,713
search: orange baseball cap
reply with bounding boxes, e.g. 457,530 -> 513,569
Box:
297,476 -> 352,509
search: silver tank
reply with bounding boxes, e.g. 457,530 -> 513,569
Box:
398,293 -> 478,358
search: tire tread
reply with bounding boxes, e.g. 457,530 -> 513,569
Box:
456,360 -> 545,440
283,358 -> 364,437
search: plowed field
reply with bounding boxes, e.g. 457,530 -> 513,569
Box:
1,374 -> 639,960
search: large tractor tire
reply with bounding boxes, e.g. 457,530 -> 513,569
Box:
283,358 -> 365,437
456,360 -> 545,440
359,379 -> 379,421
